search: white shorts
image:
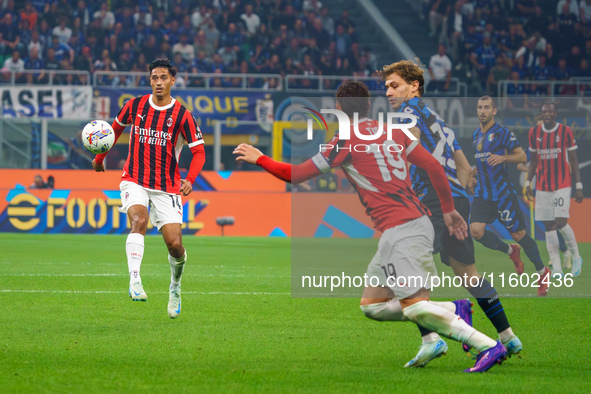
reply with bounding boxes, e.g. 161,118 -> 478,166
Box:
535,187 -> 571,221
120,181 -> 183,231
366,215 -> 437,299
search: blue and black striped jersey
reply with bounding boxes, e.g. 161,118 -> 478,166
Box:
399,97 -> 468,203
472,122 -> 521,201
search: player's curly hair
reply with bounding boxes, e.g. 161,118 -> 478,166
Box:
335,81 -> 370,118
377,58 -> 425,96
149,57 -> 177,77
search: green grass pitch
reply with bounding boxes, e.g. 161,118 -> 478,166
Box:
0,233 -> 590,393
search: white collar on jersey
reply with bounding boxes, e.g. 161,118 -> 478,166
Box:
541,123 -> 559,133
149,94 -> 176,110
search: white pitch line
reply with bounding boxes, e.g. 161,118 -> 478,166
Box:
0,273 -> 289,278
0,289 -> 291,295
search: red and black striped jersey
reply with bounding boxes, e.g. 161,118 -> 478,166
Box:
310,118 -> 428,232
115,94 -> 204,194
528,123 -> 577,192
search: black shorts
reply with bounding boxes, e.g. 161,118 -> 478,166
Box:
470,195 -> 526,233
426,196 -> 475,266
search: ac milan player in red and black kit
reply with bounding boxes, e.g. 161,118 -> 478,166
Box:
526,102 -> 584,278
234,82 -> 508,372
92,58 -> 205,319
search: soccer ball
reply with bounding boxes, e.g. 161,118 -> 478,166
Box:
81,120 -> 115,154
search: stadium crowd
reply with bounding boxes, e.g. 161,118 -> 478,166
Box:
0,0 -> 380,89
423,0 -> 591,97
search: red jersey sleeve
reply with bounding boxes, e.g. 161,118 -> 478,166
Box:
565,126 -> 577,151
180,111 -> 204,148
256,156 -> 322,183
114,98 -> 134,127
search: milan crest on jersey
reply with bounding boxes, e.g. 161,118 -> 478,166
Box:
167,117 -> 173,127
556,135 -> 560,143
124,192 -> 129,201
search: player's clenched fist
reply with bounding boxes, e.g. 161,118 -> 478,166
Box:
233,143 -> 264,164
92,159 -> 105,172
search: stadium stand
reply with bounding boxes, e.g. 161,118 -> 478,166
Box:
0,0 -> 388,90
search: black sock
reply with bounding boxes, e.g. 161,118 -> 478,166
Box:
417,324 -> 434,337
476,230 -> 511,254
518,234 -> 545,271
558,231 -> 567,253
468,278 -> 510,333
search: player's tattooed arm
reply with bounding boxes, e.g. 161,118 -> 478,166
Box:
568,149 -> 584,203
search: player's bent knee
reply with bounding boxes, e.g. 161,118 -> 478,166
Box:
130,216 -> 148,232
510,230 -> 525,242
360,300 -> 404,322
470,224 -> 484,240
556,218 -> 568,229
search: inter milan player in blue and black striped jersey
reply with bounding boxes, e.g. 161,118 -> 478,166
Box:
381,60 -> 522,366
469,96 -> 550,296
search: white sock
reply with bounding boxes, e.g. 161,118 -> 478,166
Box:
545,231 -> 562,273
403,301 -> 496,352
126,233 -> 144,284
168,250 -> 187,286
537,267 -> 547,276
507,245 -> 513,255
499,327 -> 514,342
558,224 -> 581,260
360,300 -> 443,343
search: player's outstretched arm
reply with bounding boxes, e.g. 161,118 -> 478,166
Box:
233,143 -> 321,183
92,119 -> 126,171
407,143 -> 468,240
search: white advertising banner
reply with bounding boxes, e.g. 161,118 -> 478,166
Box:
0,86 -> 93,119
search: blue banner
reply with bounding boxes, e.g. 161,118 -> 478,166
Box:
94,88 -> 272,134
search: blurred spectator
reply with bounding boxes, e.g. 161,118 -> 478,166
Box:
30,175 -> 48,189
218,43 -> 238,71
515,37 -> 538,69
191,5 -> 209,30
192,50 -> 211,73
428,44 -> 452,93
333,24 -> 350,58
2,50 -> 25,82
220,23 -> 242,52
582,0 -> 591,28
309,18 -> 330,51
43,2 -> 60,28
28,29 -> 43,57
52,16 -> 72,45
74,46 -> 94,74
320,6 -> 334,36
93,2 -> 115,31
486,54 -> 511,95
134,6 -> 152,28
20,1 -> 38,31
0,13 -> 21,56
201,18 -> 220,48
557,0 -> 580,20
429,0 -> 452,42
241,4 -> 260,37
25,48 -> 47,85
471,34 -> 500,84
172,33 -> 195,63
72,0 -> 91,29
48,34 -> 74,65
193,30 -> 215,60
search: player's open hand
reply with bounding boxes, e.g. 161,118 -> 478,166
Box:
180,179 -> 193,196
575,188 -> 584,203
233,143 -> 263,164
92,159 -> 105,172
525,185 -> 534,201
487,154 -> 505,166
443,210 -> 468,240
